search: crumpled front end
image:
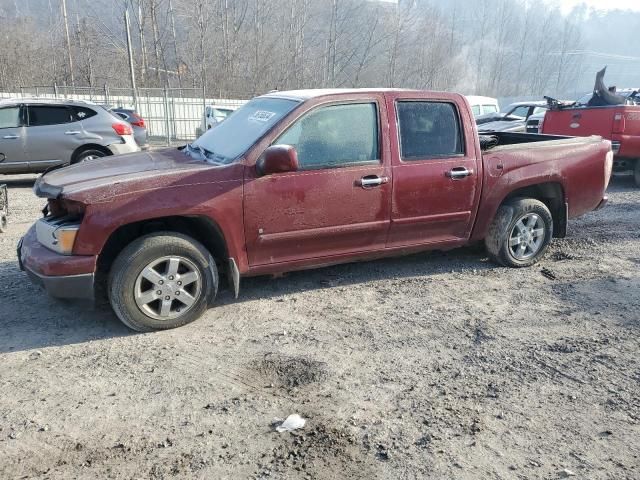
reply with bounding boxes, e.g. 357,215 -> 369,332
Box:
18,226 -> 97,300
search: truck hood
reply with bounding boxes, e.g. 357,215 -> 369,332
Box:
34,148 -> 226,203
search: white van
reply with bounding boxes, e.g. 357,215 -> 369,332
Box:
204,105 -> 238,130
465,96 -> 500,117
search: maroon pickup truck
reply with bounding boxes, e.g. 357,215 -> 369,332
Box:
19,89 -> 612,331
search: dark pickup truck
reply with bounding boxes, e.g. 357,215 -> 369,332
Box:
19,89 -> 612,331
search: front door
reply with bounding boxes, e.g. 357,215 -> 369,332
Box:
244,100 -> 391,267
0,105 -> 27,173
386,96 -> 481,248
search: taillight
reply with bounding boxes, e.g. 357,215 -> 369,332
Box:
112,123 -> 133,136
604,149 -> 613,190
612,112 -> 626,134
130,115 -> 145,128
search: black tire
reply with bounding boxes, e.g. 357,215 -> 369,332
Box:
74,148 -> 108,163
485,198 -> 553,268
634,159 -> 640,188
108,232 -> 218,332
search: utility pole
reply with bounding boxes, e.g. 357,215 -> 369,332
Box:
124,8 -> 138,109
61,0 -> 75,87
168,0 -> 182,89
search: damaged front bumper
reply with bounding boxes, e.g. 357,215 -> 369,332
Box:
18,226 -> 96,300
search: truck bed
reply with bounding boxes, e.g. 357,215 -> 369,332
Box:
480,131 -> 577,150
473,133 -> 611,240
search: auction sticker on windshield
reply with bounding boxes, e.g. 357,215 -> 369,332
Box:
250,111 -> 277,122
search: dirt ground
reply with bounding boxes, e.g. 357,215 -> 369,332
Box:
1,173 -> 639,480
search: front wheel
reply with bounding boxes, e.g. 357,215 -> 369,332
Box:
485,198 -> 553,267
108,233 -> 218,332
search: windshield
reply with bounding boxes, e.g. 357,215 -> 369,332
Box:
191,97 -> 299,164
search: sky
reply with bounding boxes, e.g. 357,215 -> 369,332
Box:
554,0 -> 640,13
374,0 -> 640,11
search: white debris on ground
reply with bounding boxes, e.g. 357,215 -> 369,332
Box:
275,414 -> 306,433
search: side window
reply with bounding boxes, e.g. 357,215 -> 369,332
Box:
275,102 -> 379,170
509,106 -> 529,118
27,106 -> 73,126
0,107 -> 20,129
483,104 -> 498,114
471,105 -> 480,116
397,101 -> 464,160
72,106 -> 98,121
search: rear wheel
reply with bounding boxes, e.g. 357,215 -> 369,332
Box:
108,233 -> 218,332
74,148 -> 108,163
485,198 -> 553,267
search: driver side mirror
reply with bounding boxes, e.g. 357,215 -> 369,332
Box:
256,145 -> 299,176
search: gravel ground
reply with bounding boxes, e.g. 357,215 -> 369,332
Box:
1,173 -> 639,479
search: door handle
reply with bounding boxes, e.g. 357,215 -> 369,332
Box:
65,131 -> 81,135
446,167 -> 473,179
2,135 -> 19,139
356,175 -> 389,188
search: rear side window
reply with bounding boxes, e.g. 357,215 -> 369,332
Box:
72,106 -> 98,121
483,104 -> 498,114
0,107 -> 20,128
276,102 -> 379,170
397,101 -> 464,159
27,106 -> 73,126
471,105 -> 480,116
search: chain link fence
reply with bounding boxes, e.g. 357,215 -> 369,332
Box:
0,85 -> 253,146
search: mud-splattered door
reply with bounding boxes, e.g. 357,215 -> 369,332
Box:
244,101 -> 391,267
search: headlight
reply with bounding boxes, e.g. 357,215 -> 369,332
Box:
36,218 -> 80,255
52,226 -> 79,254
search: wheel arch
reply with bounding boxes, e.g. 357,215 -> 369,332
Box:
500,181 -> 567,238
70,144 -> 112,164
96,215 -> 229,294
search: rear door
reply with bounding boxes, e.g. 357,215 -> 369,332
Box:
243,97 -> 392,267
0,105 -> 27,173
25,104 -> 84,170
386,93 -> 482,248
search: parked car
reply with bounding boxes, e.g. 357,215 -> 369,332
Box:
19,89 -> 611,332
542,87 -> 640,186
204,105 -> 237,130
476,101 -> 548,132
465,95 -> 500,117
525,110 -> 546,134
0,98 -> 139,174
110,108 -> 149,150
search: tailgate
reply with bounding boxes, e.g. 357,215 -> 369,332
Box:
542,107 -> 616,139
